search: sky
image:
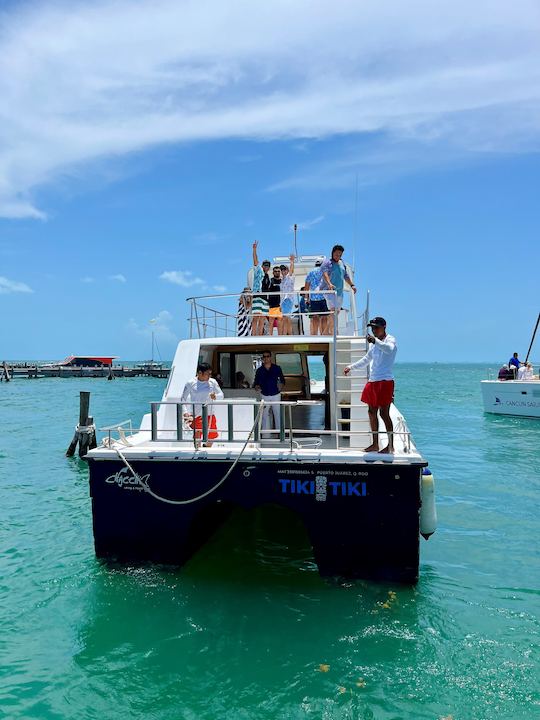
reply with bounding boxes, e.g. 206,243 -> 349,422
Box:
1,0 -> 539,362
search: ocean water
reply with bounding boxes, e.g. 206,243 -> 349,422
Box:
0,365 -> 538,720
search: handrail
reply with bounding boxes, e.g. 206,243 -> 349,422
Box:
128,398 -> 416,453
186,288 -> 368,340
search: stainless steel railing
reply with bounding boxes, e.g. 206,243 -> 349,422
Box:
98,398 -> 412,454
186,289 -> 363,339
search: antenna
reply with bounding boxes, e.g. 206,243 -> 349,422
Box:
293,223 -> 298,258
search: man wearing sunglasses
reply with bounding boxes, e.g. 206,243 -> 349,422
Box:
253,352 -> 286,437
268,265 -> 283,334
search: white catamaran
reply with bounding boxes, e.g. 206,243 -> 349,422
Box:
86,253 -> 436,583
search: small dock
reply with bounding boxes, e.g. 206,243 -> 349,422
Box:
4,363 -> 170,379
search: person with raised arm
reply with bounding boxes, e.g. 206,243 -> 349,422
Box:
250,241 -> 271,336
344,317 -> 397,454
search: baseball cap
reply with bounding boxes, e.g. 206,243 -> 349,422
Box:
367,316 -> 386,328
315,258 -> 324,267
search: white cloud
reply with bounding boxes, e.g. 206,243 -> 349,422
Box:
0,276 -> 33,294
81,276 -> 95,283
127,309 -> 176,343
109,273 -> 127,283
160,270 -> 205,287
213,285 -> 227,293
0,1 -> 539,218
292,216 -> 325,231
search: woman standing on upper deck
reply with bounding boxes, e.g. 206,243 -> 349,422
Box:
237,287 -> 252,337
280,255 -> 296,335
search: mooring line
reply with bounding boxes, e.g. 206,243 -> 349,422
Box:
110,403 -> 264,505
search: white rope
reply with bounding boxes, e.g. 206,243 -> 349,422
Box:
111,403 -> 264,505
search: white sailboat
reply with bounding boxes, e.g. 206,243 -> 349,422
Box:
481,312 -> 540,419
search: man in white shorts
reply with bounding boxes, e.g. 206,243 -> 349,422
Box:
320,244 -> 356,335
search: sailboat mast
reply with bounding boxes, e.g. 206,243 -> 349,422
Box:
525,312 -> 540,363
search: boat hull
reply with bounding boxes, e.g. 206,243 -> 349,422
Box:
481,380 -> 540,418
88,458 -> 424,583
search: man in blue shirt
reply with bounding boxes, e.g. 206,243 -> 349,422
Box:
305,259 -> 328,336
320,245 -> 357,335
508,352 -> 522,377
254,351 -> 285,437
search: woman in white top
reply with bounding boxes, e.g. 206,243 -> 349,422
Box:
180,362 -> 224,445
279,254 -> 295,335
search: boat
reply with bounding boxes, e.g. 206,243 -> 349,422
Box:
42,355 -> 117,368
38,356 -> 118,377
134,361 -> 171,378
134,324 -> 171,377
86,254 -> 435,583
481,376 -> 540,418
481,312 -> 540,419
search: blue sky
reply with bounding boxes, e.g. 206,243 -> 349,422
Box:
1,0 -> 539,362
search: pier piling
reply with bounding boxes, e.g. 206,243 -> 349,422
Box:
66,391 -> 97,458
1,361 -> 11,382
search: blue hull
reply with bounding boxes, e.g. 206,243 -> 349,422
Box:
88,459 -> 425,583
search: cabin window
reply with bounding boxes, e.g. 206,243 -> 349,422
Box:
217,352 -> 261,389
307,355 -> 327,396
219,353 -> 232,387
234,353 -> 260,388
275,353 -> 302,375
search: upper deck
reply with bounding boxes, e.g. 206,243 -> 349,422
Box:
187,253 -> 368,340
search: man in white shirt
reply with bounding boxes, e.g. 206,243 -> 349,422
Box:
181,362 -> 224,446
344,317 -> 397,454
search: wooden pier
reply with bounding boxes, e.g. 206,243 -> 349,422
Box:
4,363 -> 170,379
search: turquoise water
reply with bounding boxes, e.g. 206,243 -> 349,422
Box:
0,365 -> 538,720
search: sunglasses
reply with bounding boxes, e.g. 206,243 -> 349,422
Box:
262,354 -> 271,359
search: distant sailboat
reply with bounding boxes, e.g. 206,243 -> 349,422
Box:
481,312 -> 540,419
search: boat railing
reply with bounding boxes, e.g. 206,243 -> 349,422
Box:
186,289 -> 369,339
100,399 -> 412,454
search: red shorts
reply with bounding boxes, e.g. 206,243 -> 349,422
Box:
191,414 -> 218,440
361,380 -> 394,408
